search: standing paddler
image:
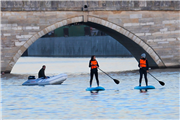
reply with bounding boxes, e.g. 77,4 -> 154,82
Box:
138,53 -> 149,86
89,55 -> 100,88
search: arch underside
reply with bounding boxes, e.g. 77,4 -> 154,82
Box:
84,22 -> 159,68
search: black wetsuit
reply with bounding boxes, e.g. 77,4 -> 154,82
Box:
38,68 -> 46,78
138,58 -> 149,86
89,60 -> 99,87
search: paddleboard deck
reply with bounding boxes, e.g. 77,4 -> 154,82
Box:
86,86 -> 105,91
134,85 -> 155,90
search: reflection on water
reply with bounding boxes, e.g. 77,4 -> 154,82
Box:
1,57 -> 179,119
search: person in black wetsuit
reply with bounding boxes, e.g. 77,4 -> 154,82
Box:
138,53 -> 149,86
89,55 -> 99,88
38,65 -> 47,79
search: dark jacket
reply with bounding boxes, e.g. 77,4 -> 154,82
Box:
138,58 -> 149,70
38,68 -> 46,78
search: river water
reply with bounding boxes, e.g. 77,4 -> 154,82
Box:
1,57 -> 179,119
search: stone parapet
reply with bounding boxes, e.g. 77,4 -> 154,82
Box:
1,1 -> 180,11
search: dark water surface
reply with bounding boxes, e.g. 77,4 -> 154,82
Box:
1,57 -> 179,119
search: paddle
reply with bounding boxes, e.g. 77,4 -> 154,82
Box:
148,72 -> 165,86
98,68 -> 120,84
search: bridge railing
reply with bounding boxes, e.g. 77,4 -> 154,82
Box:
0,0 -> 180,11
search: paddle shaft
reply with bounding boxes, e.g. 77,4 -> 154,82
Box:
98,68 -> 114,80
148,72 -> 160,82
148,72 -> 165,86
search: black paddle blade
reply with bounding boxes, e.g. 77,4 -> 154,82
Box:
113,79 -> 120,84
159,81 -> 165,86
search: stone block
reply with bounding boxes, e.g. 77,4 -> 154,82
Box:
135,33 -> 144,36
161,55 -> 174,59
145,33 -> 151,36
38,31 -> 44,37
30,36 -> 36,43
20,46 -> 27,54
139,41 -> 146,48
162,20 -> 180,24
26,26 -> 32,30
146,22 -> 154,25
155,59 -> 162,65
152,32 -> 162,36
142,43 -> 150,52
146,47 -> 152,54
28,32 -> 36,35
17,49 -> 23,56
33,26 -> 39,30
17,27 -> 22,30
56,22 -> 63,28
3,33 -> 11,36
139,23 -> 146,26
0,24 -> 6,27
15,41 -> 25,46
108,22 -> 113,29
16,35 -> 22,39
120,28 -> 126,35
2,26 -> 12,30
125,31 -> 130,37
27,39 -> 33,46
62,20 -> 67,26
24,42 -> 30,49
33,34 -> 40,41
13,52 -> 21,62
104,21 -> 108,27
101,19 -> 106,25
130,14 -> 142,19
135,37 -> 141,44
78,16 -> 83,22
115,26 -> 121,32
123,23 -> 132,27
132,35 -> 137,41
24,35 -> 32,39
112,24 -> 117,30
167,38 -> 176,41
160,28 -> 168,32
97,18 -> 101,24
158,41 -> 169,44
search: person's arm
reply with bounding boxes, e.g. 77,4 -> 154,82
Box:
89,60 -> 91,68
146,60 -> 149,70
97,61 -> 99,67
138,60 -> 140,68
38,69 -> 41,78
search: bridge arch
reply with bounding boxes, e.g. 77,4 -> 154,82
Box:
8,15 -> 165,73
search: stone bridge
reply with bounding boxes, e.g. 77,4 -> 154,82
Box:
1,1 -> 180,73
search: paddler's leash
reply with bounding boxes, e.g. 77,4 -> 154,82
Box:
98,68 -> 120,84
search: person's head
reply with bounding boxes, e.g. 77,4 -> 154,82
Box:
42,65 -> 46,69
141,53 -> 146,58
91,55 -> 96,61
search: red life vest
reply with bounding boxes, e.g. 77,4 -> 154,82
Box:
91,60 -> 98,69
140,59 -> 146,67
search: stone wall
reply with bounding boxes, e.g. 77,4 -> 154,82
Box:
1,1 -> 180,11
